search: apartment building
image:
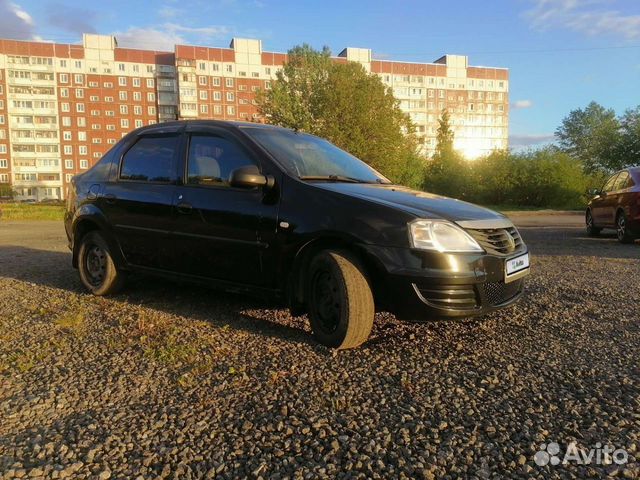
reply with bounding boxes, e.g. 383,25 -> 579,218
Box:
0,34 -> 508,201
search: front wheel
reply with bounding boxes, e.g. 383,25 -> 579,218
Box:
585,209 -> 601,236
307,250 -> 374,349
78,231 -> 126,295
616,211 -> 634,244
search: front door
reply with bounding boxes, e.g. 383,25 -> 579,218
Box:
592,173 -> 619,226
100,133 -> 181,268
171,129 -> 275,285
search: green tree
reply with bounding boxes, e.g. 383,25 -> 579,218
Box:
619,106 -> 640,167
423,110 -> 468,196
256,45 -> 424,187
0,183 -> 14,199
555,101 -> 623,172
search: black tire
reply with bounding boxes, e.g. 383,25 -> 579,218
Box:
585,209 -> 601,236
306,250 -> 374,349
78,231 -> 125,295
616,211 -> 634,244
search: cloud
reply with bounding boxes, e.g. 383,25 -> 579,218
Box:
0,0 -> 36,40
509,134 -> 556,147
113,23 -> 230,50
45,2 -> 97,36
512,100 -> 534,109
525,0 -> 640,40
113,27 -> 186,51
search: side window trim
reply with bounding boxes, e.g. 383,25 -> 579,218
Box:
118,133 -> 181,185
184,130 -> 260,189
602,173 -> 619,193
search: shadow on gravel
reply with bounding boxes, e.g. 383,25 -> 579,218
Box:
0,245 -> 317,345
519,228 -> 639,258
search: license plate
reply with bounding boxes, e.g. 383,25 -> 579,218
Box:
505,253 -> 530,277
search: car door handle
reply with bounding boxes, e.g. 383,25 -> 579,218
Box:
104,193 -> 117,204
176,202 -> 193,214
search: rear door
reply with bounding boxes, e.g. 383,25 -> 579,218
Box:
592,173 -> 619,226
100,131 -> 182,269
171,126 -> 277,285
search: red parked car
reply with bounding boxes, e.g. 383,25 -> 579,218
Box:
586,167 -> 640,243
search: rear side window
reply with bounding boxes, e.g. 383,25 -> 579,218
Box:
120,135 -> 178,182
613,171 -> 629,191
186,134 -> 256,186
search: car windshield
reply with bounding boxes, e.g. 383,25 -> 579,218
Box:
243,128 -> 390,184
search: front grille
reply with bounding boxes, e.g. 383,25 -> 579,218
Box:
466,226 -> 524,256
483,279 -> 523,306
414,284 -> 479,310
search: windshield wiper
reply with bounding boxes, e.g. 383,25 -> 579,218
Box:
299,175 -> 372,183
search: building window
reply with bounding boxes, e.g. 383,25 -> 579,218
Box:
199,90 -> 208,100
133,105 -> 142,115
226,92 -> 234,102
120,105 -> 129,114
60,74 -> 68,83
225,65 -> 233,73
65,159 -> 74,169
212,64 -> 220,72
80,159 -> 89,169
133,78 -> 141,88
227,106 -> 235,115
63,131 -> 72,141
265,81 -> 271,90
133,91 -> 142,101
76,103 -> 85,113
225,78 -> 234,88
78,132 -> 86,141
213,91 -> 222,101
265,67 -> 271,75
214,105 -> 222,114
79,146 -> 88,155
147,93 -> 156,102
135,119 -> 143,128
61,103 -> 70,112
198,76 -> 207,86
119,91 -> 128,101
64,145 -> 73,155
146,78 -> 155,88
121,119 -> 129,128
0,159 -> 7,168
200,104 -> 208,114
74,74 -> 83,84
212,77 -> 221,87
148,106 -> 156,115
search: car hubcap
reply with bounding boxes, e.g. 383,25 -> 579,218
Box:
617,216 -> 625,239
587,212 -> 593,229
85,245 -> 107,286
312,270 -> 341,333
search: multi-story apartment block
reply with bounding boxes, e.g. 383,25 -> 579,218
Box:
0,34 -> 508,201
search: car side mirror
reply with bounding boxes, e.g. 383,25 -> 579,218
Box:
588,188 -> 601,196
229,165 -> 275,189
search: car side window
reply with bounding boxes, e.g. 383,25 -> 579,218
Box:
187,134 -> 257,186
120,135 -> 179,183
602,174 -> 619,193
613,171 -> 629,191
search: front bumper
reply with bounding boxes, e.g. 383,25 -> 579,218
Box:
362,245 -> 530,321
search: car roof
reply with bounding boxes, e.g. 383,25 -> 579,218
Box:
132,119 -> 293,136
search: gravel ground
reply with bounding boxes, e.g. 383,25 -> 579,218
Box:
0,220 -> 638,479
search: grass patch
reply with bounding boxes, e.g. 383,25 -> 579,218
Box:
54,310 -> 86,337
0,202 -> 65,221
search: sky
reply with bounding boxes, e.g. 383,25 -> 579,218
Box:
1,0 -> 639,148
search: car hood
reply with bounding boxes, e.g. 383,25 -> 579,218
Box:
311,182 -> 508,223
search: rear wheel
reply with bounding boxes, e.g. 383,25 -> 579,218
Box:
307,250 -> 374,349
586,209 -> 601,236
78,231 -> 126,295
616,211 -> 634,244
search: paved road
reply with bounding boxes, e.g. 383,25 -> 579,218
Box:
0,217 -> 638,479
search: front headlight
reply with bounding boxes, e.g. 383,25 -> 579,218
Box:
408,219 -> 484,253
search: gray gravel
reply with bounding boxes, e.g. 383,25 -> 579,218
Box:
0,220 -> 638,479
